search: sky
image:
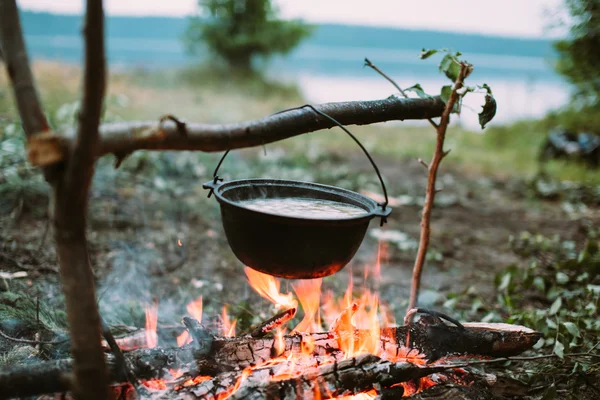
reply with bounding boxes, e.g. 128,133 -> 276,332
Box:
17,0 -> 566,39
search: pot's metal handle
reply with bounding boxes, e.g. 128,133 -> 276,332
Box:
372,202 -> 392,226
202,179 -> 222,198
208,105 -> 391,224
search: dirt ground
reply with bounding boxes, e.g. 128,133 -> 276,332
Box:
1,150 -> 597,330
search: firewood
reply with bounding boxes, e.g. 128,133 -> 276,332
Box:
0,322 -> 541,399
179,354 -> 450,400
250,308 -> 297,338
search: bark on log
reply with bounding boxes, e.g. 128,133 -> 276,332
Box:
0,323 -> 541,399
27,96 -> 446,167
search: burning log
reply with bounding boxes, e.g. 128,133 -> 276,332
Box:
180,354 -> 451,400
250,308 -> 297,338
0,322 -> 541,399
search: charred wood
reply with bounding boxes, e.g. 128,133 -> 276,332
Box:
180,354 -> 449,400
0,323 -> 541,399
250,308 -> 297,338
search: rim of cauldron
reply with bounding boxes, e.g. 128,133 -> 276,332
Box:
209,178 -> 388,224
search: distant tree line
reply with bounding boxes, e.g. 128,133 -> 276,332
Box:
184,0 -> 312,74
554,0 -> 600,109
182,0 -> 599,117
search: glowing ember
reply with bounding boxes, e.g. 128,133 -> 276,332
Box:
214,366 -> 254,400
145,300 -> 158,349
182,375 -> 211,387
141,379 -> 167,391
244,267 -> 297,309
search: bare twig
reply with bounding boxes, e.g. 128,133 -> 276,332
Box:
407,63 -> 471,316
100,318 -> 140,391
0,328 -> 67,345
0,0 -> 50,138
27,96 -> 446,167
364,57 -> 438,129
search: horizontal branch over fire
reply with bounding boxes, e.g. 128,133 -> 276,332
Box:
27,96 -> 445,166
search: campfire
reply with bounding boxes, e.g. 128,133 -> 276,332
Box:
15,248 -> 537,400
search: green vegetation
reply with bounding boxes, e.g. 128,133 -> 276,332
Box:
554,0 -> 600,109
499,231 -> 600,358
546,0 -> 600,138
184,0 -> 312,74
442,230 -> 600,396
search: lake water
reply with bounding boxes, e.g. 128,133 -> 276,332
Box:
23,29 -> 570,130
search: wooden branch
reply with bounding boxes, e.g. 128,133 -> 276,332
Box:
0,323 -> 541,399
27,96 -> 446,167
364,58 -> 439,129
407,63 -> 471,315
0,0 -> 50,138
51,1 -> 109,399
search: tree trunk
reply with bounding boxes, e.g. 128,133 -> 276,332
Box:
53,181 -> 109,400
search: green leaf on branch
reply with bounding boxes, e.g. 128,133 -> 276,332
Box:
419,48 -> 438,59
549,297 -> 562,315
439,54 -> 461,81
478,93 -> 497,129
553,339 -> 565,359
563,322 -> 581,338
404,83 -> 431,99
440,85 -> 452,104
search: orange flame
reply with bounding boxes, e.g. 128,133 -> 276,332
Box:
244,267 -> 296,309
176,296 -> 203,347
291,278 -> 322,333
145,300 -> 158,349
168,261 -> 438,398
274,327 -> 286,357
187,295 -> 203,322
221,305 -> 237,337
176,331 -> 191,347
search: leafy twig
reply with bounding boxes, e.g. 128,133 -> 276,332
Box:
407,61 -> 472,316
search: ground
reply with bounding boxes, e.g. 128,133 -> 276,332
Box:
1,62 -> 599,397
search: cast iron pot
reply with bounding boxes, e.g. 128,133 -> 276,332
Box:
203,105 -> 392,279
202,178 -> 391,279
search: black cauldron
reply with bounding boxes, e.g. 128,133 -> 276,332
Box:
202,105 -> 392,279
203,179 -> 391,279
